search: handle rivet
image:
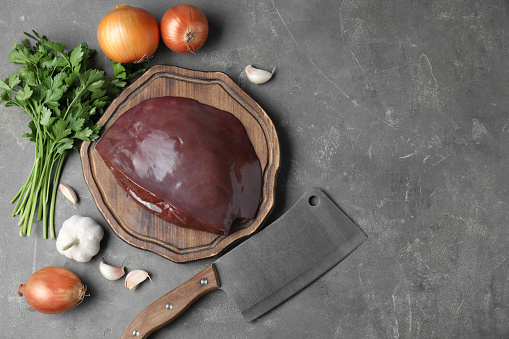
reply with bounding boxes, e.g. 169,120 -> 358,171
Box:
165,303 -> 173,310
132,330 -> 140,337
200,278 -> 208,286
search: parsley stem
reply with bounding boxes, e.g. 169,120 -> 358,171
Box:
11,164 -> 35,213
48,154 -> 65,239
37,140 -> 53,221
42,150 -> 58,239
62,87 -> 85,121
26,157 -> 45,237
40,153 -> 54,238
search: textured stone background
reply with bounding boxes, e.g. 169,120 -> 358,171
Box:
1,0 -> 509,338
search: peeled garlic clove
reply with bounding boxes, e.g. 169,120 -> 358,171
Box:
125,270 -> 151,291
245,65 -> 275,85
59,184 -> 78,204
99,257 -> 125,281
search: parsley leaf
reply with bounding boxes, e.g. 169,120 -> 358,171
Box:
1,31 -> 145,238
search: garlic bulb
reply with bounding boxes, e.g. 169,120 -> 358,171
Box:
245,65 -> 275,85
56,215 -> 104,263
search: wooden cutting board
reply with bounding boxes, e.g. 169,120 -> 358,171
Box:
80,65 -> 280,263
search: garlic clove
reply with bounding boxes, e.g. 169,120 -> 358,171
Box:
59,184 -> 78,204
125,270 -> 151,291
245,65 -> 275,85
99,257 -> 125,281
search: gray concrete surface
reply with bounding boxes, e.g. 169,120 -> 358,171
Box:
2,0 -> 509,338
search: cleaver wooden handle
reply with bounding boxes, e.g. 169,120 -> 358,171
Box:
121,264 -> 220,339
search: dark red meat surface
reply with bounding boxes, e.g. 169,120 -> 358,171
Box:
96,96 -> 262,235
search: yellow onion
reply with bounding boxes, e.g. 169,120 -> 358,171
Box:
18,266 -> 87,314
160,4 -> 208,54
97,4 -> 160,63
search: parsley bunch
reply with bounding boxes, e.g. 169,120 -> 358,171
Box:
0,31 -> 144,238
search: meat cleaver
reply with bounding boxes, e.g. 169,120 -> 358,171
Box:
121,188 -> 367,338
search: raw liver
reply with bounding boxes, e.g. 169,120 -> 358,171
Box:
95,96 -> 262,235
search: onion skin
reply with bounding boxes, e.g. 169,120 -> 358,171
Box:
18,266 -> 86,314
97,4 -> 160,63
160,4 -> 209,54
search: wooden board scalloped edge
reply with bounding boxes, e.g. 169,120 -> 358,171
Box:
80,65 -> 280,263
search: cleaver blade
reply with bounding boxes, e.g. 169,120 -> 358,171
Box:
122,188 -> 367,339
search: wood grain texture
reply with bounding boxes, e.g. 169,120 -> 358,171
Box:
121,264 -> 220,339
80,65 -> 280,262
